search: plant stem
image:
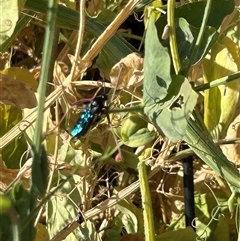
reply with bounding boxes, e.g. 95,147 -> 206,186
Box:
32,0 -> 58,193
138,159 -> 156,241
168,0 -> 181,74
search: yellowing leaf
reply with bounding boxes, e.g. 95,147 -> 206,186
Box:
0,72 -> 37,109
35,223 -> 49,241
2,67 -> 38,92
0,194 -> 11,213
202,37 -> 240,139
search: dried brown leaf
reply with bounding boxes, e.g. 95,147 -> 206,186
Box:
110,52 -> 143,89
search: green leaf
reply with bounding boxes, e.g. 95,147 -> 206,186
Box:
116,199 -> 143,233
144,18 -> 198,142
46,174 -> 100,241
143,17 -> 172,106
0,104 -> 27,168
175,0 -> 234,29
154,0 -> 234,67
121,114 -> 148,141
155,0 -> 234,33
156,75 -> 198,141
156,227 -> 197,241
175,18 -> 219,67
120,149 -> 139,170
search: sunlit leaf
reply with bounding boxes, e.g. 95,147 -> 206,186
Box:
202,37 -> 240,139
143,18 -> 198,142
143,17 -> 171,107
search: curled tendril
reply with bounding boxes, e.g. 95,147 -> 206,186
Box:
232,121 -> 240,131
133,12 -> 144,22
211,206 -> 225,221
191,217 -> 198,229
1,19 -> 13,33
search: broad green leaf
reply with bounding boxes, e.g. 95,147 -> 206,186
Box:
174,18 -> 218,67
116,199 -> 144,233
47,173 -> 100,241
120,149 -> 139,170
0,103 -> 27,168
0,0 -> 26,45
211,218 -> 230,241
175,0 -> 234,29
121,114 -> 148,141
155,0 -> 234,33
155,17 -> 218,68
144,18 -> 198,142
149,77 -> 198,141
202,37 -> 240,139
143,17 -> 171,107
193,193 -> 226,240
154,0 -> 234,67
156,227 -> 197,241
47,174 -> 83,240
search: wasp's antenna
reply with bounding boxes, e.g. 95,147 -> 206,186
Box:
102,74 -> 106,95
110,63 -> 124,104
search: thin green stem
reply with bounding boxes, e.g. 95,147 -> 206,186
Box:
183,0 -> 213,76
167,0 -> 181,74
194,71 -> 240,92
109,104 -> 144,114
33,1 -> 58,156
138,159 -> 156,241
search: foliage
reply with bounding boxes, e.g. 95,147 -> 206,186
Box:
0,0 -> 240,241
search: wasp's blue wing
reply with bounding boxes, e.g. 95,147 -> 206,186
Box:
70,95 -> 108,139
70,106 -> 95,138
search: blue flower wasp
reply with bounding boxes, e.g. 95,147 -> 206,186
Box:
69,63 -> 125,140
70,92 -> 108,139
69,76 -> 117,140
